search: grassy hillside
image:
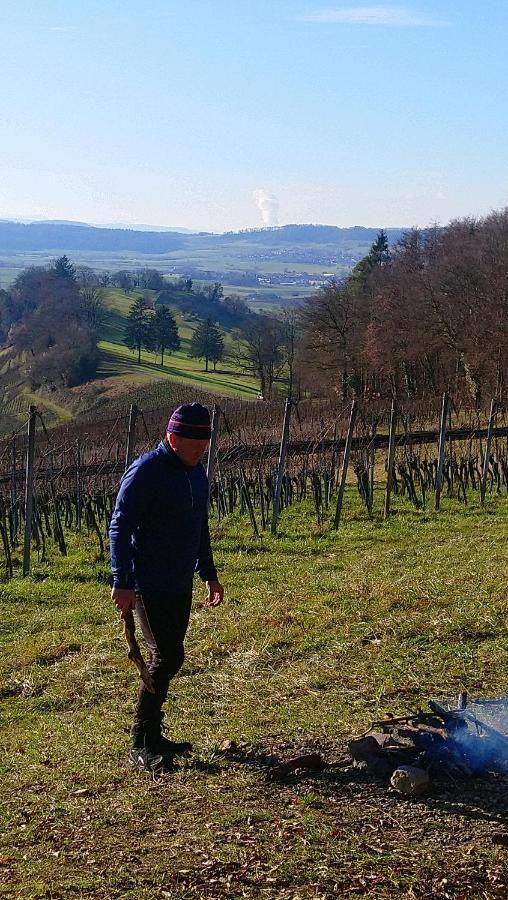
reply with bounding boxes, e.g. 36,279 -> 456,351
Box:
0,347 -> 75,435
0,287 -> 260,437
1,492 -> 507,897
97,288 -> 259,400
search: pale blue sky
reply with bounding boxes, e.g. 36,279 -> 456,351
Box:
1,1 -> 507,231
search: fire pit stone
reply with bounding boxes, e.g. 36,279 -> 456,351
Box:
390,765 -> 430,796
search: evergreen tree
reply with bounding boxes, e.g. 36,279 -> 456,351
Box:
53,255 -> 76,281
205,282 -> 223,303
189,318 -> 224,372
151,305 -> 180,366
370,229 -> 390,266
351,229 -> 391,285
209,326 -> 225,371
124,297 -> 153,363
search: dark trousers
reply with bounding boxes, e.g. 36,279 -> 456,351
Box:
134,590 -> 192,724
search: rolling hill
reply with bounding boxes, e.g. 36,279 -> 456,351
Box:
0,287 -> 260,436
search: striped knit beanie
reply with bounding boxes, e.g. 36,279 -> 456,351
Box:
167,403 -> 212,440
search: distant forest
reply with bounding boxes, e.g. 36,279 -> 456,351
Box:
298,210 -> 508,409
0,221 -> 185,253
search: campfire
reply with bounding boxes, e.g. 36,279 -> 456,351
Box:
349,693 -> 508,795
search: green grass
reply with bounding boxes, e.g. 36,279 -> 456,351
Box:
1,491 -> 508,897
0,288 -> 260,437
97,288 -> 260,400
21,391 -> 74,424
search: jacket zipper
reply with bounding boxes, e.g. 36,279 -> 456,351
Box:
186,473 -> 194,509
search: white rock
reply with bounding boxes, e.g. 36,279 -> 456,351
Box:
390,765 -> 430,795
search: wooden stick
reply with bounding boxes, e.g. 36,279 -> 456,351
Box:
435,392 -> 449,510
383,400 -> 397,520
22,405 -> 37,577
333,399 -> 357,530
480,399 -> 497,506
125,404 -> 138,471
206,404 -> 220,508
123,609 -> 155,693
271,399 -> 292,535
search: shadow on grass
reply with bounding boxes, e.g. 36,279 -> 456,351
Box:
98,347 -> 258,396
219,741 -> 508,829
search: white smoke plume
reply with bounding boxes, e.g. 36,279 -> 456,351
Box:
253,189 -> 279,227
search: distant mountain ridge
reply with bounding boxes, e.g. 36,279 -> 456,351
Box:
220,224 -> 403,244
0,221 -> 186,253
0,218 -> 198,233
0,220 -> 403,254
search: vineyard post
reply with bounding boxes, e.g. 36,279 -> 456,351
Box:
330,423 -> 338,496
22,405 -> 37,577
271,399 -> 292,535
76,439 -> 82,531
206,404 -> 220,508
10,433 -> 18,543
333,399 -> 358,530
383,400 -> 397,520
435,392 -> 449,511
480,399 -> 497,506
369,421 -> 377,512
125,404 -> 138,470
448,400 -> 453,481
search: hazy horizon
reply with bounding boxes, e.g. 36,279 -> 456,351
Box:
0,215 -> 407,235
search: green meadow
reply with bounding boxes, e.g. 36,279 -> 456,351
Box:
98,288 -> 260,400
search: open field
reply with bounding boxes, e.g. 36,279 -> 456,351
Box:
1,492 -> 508,898
0,241 -> 346,295
0,233 -> 360,290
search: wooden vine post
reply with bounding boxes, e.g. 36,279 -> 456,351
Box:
75,439 -> 82,531
125,404 -> 138,470
206,404 -> 221,508
22,405 -> 37,577
333,399 -> 358,530
435,392 -> 449,511
10,433 -> 18,543
271,399 -> 292,535
480,399 -> 498,506
383,399 -> 398,520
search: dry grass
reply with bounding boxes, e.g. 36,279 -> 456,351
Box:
1,489 -> 507,898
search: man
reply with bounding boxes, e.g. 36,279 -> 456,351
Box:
109,402 -> 224,773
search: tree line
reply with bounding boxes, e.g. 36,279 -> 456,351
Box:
298,210 -> 508,409
124,296 -> 225,372
0,257 -> 102,388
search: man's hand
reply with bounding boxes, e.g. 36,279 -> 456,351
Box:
205,580 -> 224,608
111,587 -> 137,620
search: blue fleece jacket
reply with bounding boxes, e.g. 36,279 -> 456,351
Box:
109,440 -> 217,593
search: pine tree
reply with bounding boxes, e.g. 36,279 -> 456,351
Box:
351,230 -> 391,285
209,325 -> 225,371
124,296 -> 153,363
370,230 -> 390,266
53,255 -> 76,281
189,318 -> 224,372
151,305 -> 180,366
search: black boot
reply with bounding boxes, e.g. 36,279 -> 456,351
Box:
129,720 -> 174,773
156,713 -> 193,757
